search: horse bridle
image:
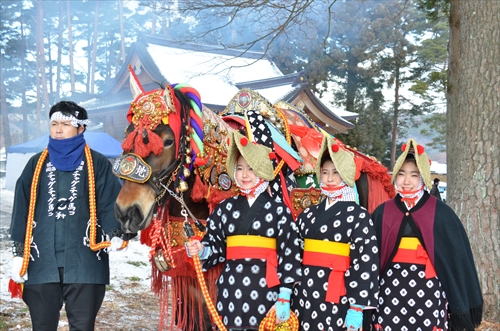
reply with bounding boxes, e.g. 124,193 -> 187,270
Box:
112,152 -> 182,205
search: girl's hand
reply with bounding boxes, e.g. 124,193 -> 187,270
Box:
185,239 -> 203,257
343,304 -> 364,331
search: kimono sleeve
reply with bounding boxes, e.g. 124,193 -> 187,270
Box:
344,206 -> 379,307
201,202 -> 227,271
276,203 -> 302,286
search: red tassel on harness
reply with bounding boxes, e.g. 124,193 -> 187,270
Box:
8,279 -> 23,299
140,222 -> 154,247
191,174 -> 208,202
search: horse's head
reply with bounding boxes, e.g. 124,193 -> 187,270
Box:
113,66 -> 205,233
113,123 -> 178,233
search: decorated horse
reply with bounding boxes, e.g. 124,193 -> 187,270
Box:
113,68 -> 394,331
113,67 -> 238,331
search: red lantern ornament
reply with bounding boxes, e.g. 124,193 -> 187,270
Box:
401,143 -> 407,152
429,159 -> 432,165
332,144 -> 340,153
240,137 -> 248,146
269,152 -> 276,160
417,145 -> 424,155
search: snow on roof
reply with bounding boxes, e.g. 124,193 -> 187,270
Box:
147,43 -> 285,106
332,108 -> 358,119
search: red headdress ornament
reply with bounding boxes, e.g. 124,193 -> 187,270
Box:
122,65 -> 182,158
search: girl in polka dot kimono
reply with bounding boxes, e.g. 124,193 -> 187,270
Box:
186,130 -> 302,330
371,138 -> 482,331
292,135 -> 380,331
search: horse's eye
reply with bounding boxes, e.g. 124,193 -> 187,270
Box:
164,138 -> 174,147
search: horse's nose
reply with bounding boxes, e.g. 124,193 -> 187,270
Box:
114,204 -> 143,234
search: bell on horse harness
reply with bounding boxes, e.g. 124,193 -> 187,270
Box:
153,249 -> 173,272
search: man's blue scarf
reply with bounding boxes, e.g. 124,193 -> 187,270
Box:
48,133 -> 86,171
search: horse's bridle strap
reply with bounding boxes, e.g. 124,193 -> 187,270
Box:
112,153 -> 152,183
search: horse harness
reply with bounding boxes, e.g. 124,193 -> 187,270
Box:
113,151 -> 205,230
112,152 -> 182,202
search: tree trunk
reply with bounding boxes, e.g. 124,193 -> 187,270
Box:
67,0 -> 75,93
389,58 -> 401,170
90,0 -> 99,95
119,1 -> 125,65
151,0 -> 157,35
56,1 -> 64,101
448,0 -> 500,322
36,0 -> 50,127
21,17 -> 28,142
0,65 -> 11,148
345,52 -> 358,113
35,54 -> 41,136
46,28 -> 54,104
161,0 -> 168,37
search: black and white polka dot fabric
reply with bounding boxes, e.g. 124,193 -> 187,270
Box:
292,200 -> 379,331
372,262 -> 448,331
201,194 -> 302,329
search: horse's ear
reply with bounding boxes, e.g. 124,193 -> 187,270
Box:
124,123 -> 135,137
128,64 -> 144,100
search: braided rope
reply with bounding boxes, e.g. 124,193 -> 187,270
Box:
86,146 -> 128,251
149,207 -> 176,269
19,146 -> 127,277
193,255 -> 227,331
173,84 -> 204,159
19,149 -> 48,276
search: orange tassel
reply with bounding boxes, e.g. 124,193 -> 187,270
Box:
8,279 -> 23,299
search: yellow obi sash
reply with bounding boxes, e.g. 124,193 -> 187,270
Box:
226,235 -> 279,288
392,237 -> 436,278
302,239 -> 350,303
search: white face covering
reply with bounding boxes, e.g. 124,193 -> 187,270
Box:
394,176 -> 425,209
320,180 -> 357,202
50,111 -> 92,128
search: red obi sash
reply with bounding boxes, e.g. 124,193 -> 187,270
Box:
302,239 -> 351,303
392,237 -> 437,279
226,235 -> 280,288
